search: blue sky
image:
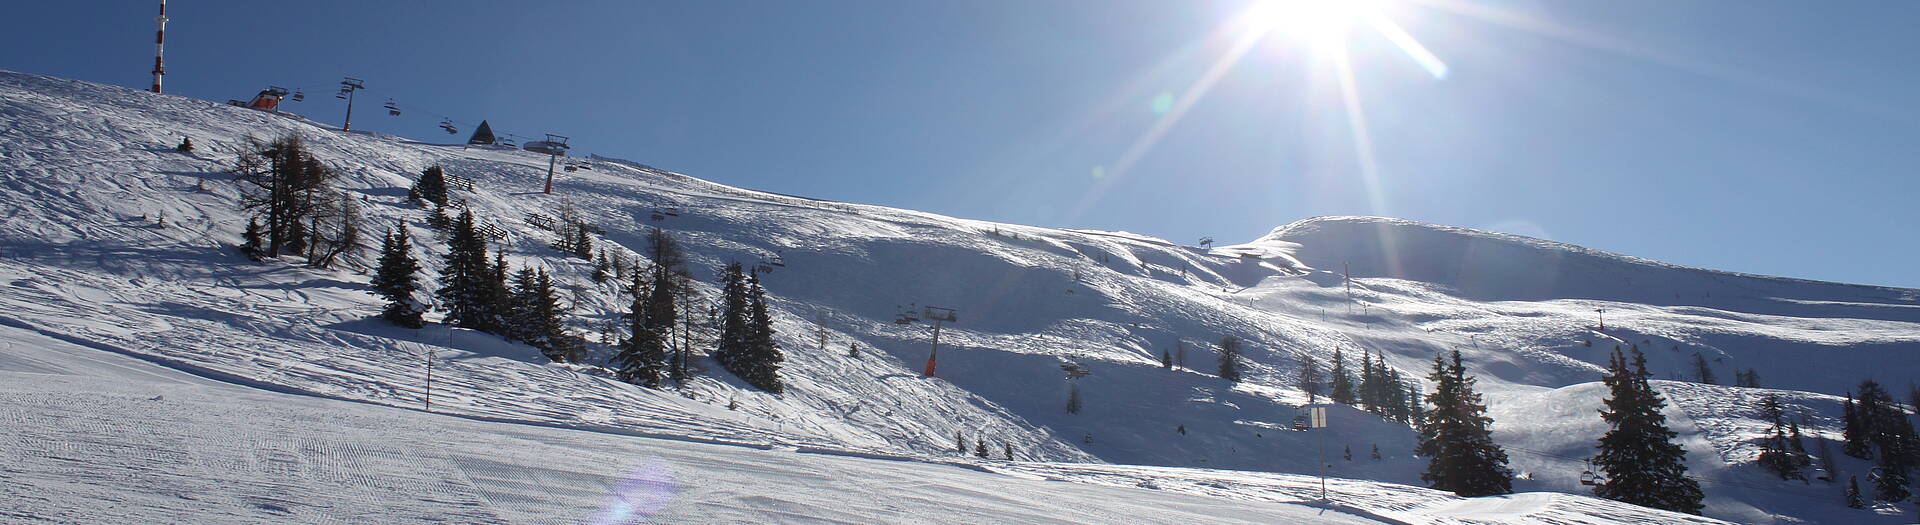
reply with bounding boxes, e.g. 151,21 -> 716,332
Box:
5,1 -> 1918,287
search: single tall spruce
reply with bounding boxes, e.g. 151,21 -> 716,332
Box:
370,223 -> 424,328
714,262 -> 752,374
1416,349 -> 1513,497
409,165 -> 450,207
1217,336 -> 1243,382
1593,346 -> 1704,514
436,209 -> 494,330
1330,348 -> 1356,405
511,268 -> 570,362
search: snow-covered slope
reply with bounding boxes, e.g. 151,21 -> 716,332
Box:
2,70 -> 1912,523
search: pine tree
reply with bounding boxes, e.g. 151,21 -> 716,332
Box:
409,165 -> 450,207
1856,379 -> 1920,501
1004,442 -> 1015,460
1594,346 -> 1704,514
1161,350 -> 1172,369
1330,349 -> 1356,405
612,270 -> 666,387
591,251 -> 611,284
1217,336 -> 1243,382
956,430 -> 967,453
240,218 -> 266,260
436,209 -> 494,330
1844,393 -> 1872,460
1408,383 -> 1426,428
370,224 -> 424,328
713,262 -> 751,373
975,439 -> 989,458
1299,354 -> 1322,404
510,269 -> 569,362
1689,352 -> 1717,385
734,275 -> 785,393
1359,350 -> 1379,413
1066,382 -> 1083,414
486,252 -> 514,333
1371,444 -> 1382,460
1876,466 -> 1911,503
1755,393 -> 1809,481
176,136 -> 194,153
1416,350 -> 1513,497
1846,476 -> 1866,509
233,135 -> 340,259
427,201 -> 452,231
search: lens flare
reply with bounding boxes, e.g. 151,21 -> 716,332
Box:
588,461 -> 678,525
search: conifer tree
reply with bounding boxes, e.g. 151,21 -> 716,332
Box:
436,209 -> 494,330
370,223 -> 424,328
1408,383 -> 1426,428
713,262 -> 751,374
1594,346 -> 1704,514
1359,350 -> 1379,413
736,275 -> 785,393
1689,352 -> 1717,385
1161,350 -> 1172,369
956,431 -> 967,453
240,218 -> 266,260
1066,382 -> 1083,414
1299,354 -> 1323,404
1847,476 -> 1866,509
1755,393 -> 1810,481
975,439 -> 990,458
612,270 -> 666,386
409,165 -> 450,207
1844,393 -> 1872,459
1217,336 -> 1243,382
510,268 -> 569,362
1330,349 -> 1356,404
233,135 -> 340,259
1416,349 -> 1513,497
485,252 -> 513,333
591,251 -> 611,284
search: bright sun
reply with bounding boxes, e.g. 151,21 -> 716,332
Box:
1240,0 -> 1389,48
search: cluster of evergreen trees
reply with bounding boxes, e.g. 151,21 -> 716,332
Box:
1407,346 -> 1705,517
1843,379 -> 1920,504
607,230 -> 784,393
426,208 -> 582,362
1305,348 -> 1420,424
1755,393 -> 1812,482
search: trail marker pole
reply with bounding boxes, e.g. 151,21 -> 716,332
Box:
1310,406 -> 1329,501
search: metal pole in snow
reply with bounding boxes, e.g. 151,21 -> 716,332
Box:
923,318 -> 941,377
151,0 -> 167,93
544,152 -> 558,194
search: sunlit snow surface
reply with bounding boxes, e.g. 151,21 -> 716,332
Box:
1,70 -> 1914,523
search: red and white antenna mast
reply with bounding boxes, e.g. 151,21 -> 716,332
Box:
151,0 -> 168,93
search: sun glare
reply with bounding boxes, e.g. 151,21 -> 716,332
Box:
1241,0 -> 1388,48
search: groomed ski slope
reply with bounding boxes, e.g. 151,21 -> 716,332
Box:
2,70 -> 1915,523
0,321 -> 1726,524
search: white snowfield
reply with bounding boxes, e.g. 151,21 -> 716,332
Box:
0,69 -> 1906,523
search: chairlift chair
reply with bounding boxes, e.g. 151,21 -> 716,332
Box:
439,119 -> 458,134
291,89 -> 305,102
384,99 -> 401,116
